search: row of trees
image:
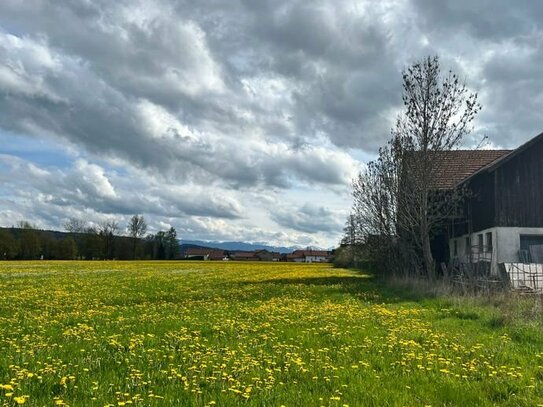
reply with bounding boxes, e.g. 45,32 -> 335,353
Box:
0,216 -> 180,260
0,225 -> 77,260
339,56 -> 480,279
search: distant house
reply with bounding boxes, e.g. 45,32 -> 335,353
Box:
254,249 -> 273,261
185,247 -> 227,261
232,251 -> 258,261
430,132 -> 543,274
251,249 -> 285,261
208,250 -> 228,261
270,251 -> 282,262
185,248 -> 211,260
286,252 -> 303,262
287,249 -> 331,263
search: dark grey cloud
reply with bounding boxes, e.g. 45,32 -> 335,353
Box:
271,202 -> 345,234
405,0 -> 543,147
0,19 -> 358,189
2,0 -> 543,157
412,0 -> 543,40
0,0 -> 398,160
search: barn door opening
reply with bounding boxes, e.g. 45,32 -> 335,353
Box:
520,235 -> 543,263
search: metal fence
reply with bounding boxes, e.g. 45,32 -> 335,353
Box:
503,263 -> 543,294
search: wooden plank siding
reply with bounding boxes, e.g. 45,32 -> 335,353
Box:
468,172 -> 496,232
457,134 -> 543,235
494,137 -> 543,227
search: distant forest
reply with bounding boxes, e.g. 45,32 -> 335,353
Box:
0,216 -> 179,260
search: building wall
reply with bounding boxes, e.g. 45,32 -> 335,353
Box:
468,172 -> 497,233
494,227 -> 543,263
449,227 -> 494,263
494,138 -> 543,227
450,135 -> 543,240
449,226 -> 543,274
305,255 -> 328,263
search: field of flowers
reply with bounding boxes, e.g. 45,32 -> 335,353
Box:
0,261 -> 542,406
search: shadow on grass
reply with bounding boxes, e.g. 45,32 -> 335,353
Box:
235,272 -> 441,305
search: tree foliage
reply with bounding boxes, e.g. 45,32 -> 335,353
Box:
0,216 -> 180,261
127,215 -> 147,259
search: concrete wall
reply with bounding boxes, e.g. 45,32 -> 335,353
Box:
450,227 -> 543,274
495,227 -> 543,263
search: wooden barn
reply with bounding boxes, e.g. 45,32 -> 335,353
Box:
435,132 -> 543,274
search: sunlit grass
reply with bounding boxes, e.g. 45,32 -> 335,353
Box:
0,261 -> 542,406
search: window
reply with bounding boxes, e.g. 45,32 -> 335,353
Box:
453,240 -> 458,257
478,234 -> 484,252
465,237 -> 470,255
486,232 -> 493,252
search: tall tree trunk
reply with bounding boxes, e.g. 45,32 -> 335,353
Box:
419,188 -> 434,279
133,237 -> 137,260
420,218 -> 435,279
422,233 -> 434,279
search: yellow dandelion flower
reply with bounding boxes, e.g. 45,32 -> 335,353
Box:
14,396 -> 27,405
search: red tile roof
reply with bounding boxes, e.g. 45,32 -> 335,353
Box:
430,150 -> 512,189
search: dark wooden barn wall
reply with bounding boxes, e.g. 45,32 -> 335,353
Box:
494,138 -> 543,227
451,136 -> 543,237
468,172 -> 496,232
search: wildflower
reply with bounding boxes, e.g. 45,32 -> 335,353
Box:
14,396 -> 27,405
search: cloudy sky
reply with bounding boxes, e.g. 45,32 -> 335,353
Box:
1,0 -> 543,248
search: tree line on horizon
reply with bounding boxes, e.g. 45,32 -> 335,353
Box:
0,215 -> 179,261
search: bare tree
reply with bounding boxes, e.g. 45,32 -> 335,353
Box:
341,214 -> 358,246
165,227 -> 179,260
395,56 -> 479,277
127,215 -> 147,259
64,218 -> 87,259
352,56 -> 480,278
351,147 -> 404,275
98,220 -> 119,260
64,218 -> 87,234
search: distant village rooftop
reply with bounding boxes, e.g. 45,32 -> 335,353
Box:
183,247 -> 331,262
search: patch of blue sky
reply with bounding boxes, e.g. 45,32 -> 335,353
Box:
0,130 -> 129,177
347,147 -> 375,165
0,130 -> 74,169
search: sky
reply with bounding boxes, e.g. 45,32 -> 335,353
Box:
1,0 -> 543,248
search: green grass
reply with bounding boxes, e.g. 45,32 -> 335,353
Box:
0,261 -> 542,406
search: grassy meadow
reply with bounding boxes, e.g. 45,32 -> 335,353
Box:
0,261 -> 542,406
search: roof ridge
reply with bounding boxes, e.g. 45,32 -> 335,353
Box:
444,149 -> 513,152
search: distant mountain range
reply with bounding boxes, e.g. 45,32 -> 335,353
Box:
179,240 -> 299,254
